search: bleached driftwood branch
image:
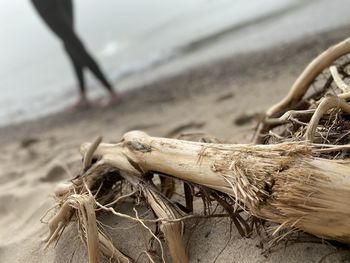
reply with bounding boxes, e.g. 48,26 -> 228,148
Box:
255,38 -> 350,143
267,37 -> 350,117
47,131 -> 350,262
77,131 -> 350,244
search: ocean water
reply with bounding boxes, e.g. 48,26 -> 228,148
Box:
1,0 -> 350,126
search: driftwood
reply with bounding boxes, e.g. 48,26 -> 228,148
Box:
267,37 -> 350,118
254,37 -> 350,144
43,37 -> 350,262
82,131 -> 350,244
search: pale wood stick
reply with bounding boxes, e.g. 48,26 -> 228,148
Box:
267,38 -> 350,117
79,131 -> 350,244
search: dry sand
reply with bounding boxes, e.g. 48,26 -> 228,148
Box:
1,26 -> 350,262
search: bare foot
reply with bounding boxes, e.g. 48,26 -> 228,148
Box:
101,91 -> 122,108
67,97 -> 91,112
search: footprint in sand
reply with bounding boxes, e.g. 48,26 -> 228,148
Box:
166,121 -> 205,138
123,122 -> 159,134
215,92 -> 235,102
0,171 -> 23,185
233,113 -> 261,126
0,194 -> 17,214
20,137 -> 40,148
40,165 -> 66,182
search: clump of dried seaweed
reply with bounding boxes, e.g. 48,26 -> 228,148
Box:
43,38 -> 350,263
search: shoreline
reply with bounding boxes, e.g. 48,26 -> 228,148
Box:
1,25 -> 349,145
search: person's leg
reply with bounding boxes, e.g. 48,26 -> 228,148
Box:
64,37 -> 121,106
64,45 -> 85,92
60,0 -> 89,108
64,45 -> 91,109
60,0 -> 73,24
31,0 -> 121,105
58,0 -> 114,91
31,0 -> 88,109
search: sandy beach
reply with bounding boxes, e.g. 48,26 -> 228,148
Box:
1,26 -> 350,262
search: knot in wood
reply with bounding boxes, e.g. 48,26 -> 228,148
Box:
126,140 -> 151,153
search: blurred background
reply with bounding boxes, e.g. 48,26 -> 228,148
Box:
1,0 -> 350,126
4,1 -> 350,262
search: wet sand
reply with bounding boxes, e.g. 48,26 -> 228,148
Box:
1,26 -> 350,262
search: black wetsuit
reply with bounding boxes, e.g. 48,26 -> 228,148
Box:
31,0 -> 112,94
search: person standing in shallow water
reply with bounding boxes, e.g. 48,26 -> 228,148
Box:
31,0 -> 121,109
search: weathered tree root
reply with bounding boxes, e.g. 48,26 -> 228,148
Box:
331,65 -> 350,100
305,95 -> 350,142
330,65 -> 350,93
88,131 -> 350,240
44,130 -> 350,262
267,37 -> 350,118
255,37 -> 350,144
141,186 -> 188,263
44,193 -> 132,263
